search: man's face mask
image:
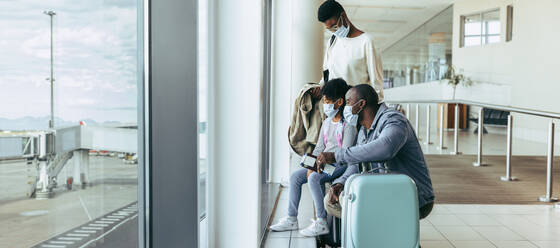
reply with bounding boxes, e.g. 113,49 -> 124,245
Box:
328,15 -> 349,38
343,100 -> 363,126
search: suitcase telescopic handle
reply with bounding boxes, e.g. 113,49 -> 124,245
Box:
366,166 -> 388,174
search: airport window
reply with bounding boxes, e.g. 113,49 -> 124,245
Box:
198,0 -> 209,245
0,0 -> 140,247
461,9 -> 501,47
506,5 -> 513,42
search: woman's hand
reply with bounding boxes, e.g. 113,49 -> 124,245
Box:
306,169 -> 313,179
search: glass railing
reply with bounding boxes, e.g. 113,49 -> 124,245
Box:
382,6 -> 453,89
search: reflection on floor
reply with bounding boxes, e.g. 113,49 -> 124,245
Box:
264,185 -> 316,248
264,188 -> 560,248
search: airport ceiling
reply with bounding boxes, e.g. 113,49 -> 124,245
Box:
335,0 -> 456,51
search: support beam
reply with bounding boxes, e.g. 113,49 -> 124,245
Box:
415,104 -> 421,140
208,0 -> 264,247
473,108 -> 486,167
539,121 -> 557,202
501,115 -> 517,181
149,0 -> 199,246
450,104 -> 461,155
437,105 -> 447,150
424,105 -> 433,145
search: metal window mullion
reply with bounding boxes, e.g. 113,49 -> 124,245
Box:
148,0 -> 199,246
138,0 -> 149,246
480,13 -> 483,45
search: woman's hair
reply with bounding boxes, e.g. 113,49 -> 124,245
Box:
322,78 -> 351,105
318,1 -> 345,22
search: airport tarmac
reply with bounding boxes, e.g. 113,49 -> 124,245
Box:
0,156 -> 138,247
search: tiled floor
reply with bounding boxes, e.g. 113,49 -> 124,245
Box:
420,204 -> 560,248
264,185 -> 317,248
264,114 -> 560,248
264,190 -> 560,248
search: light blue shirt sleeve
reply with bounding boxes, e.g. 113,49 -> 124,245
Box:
311,120 -> 327,157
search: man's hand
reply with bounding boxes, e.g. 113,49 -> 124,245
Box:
317,152 -> 336,165
315,160 -> 324,174
329,183 -> 344,204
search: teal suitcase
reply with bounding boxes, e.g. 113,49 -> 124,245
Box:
341,174 -> 420,248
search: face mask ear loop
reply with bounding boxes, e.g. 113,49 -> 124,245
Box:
353,99 -> 363,115
340,14 -> 347,28
335,98 -> 342,110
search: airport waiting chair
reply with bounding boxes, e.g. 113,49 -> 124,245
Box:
470,108 -> 509,134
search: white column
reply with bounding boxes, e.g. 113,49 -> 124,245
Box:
290,0 -> 324,98
270,0 -> 324,183
72,150 -> 89,186
208,0 -> 263,247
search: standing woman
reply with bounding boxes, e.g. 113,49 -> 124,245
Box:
315,0 -> 384,103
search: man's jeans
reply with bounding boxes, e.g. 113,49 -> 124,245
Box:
288,166 -> 346,219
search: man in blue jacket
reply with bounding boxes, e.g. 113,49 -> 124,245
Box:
317,84 -> 435,219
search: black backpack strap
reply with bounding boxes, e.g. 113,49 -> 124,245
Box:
323,35 -> 337,83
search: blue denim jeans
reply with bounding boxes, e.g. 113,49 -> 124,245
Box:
287,165 -> 346,219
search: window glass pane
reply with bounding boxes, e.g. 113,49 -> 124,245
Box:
464,14 -> 482,36
465,36 -> 482,47
0,1 -> 140,247
198,0 -> 209,246
483,10 -> 501,35
198,0 -> 208,219
486,35 -> 500,44
486,21 -> 501,35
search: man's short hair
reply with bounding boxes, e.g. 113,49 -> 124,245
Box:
317,0 -> 345,22
353,84 -> 379,107
322,78 -> 351,102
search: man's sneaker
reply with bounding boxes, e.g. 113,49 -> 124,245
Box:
299,219 -> 329,237
269,216 -> 298,231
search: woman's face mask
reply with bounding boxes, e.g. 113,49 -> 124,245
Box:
323,98 -> 343,119
323,104 -> 338,119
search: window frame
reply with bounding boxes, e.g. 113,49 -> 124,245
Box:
506,5 -> 513,42
460,8 -> 501,48
140,0 -> 200,247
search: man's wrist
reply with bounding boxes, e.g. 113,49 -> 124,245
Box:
334,148 -> 343,164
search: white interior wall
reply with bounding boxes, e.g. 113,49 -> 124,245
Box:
452,0 -> 560,144
385,0 -> 560,150
270,0 -> 292,184
270,0 -> 324,184
207,0 -> 263,247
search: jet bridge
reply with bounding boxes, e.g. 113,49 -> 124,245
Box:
0,125 -> 138,199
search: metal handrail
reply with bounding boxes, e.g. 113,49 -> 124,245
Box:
385,99 -> 560,119
387,99 -> 559,204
